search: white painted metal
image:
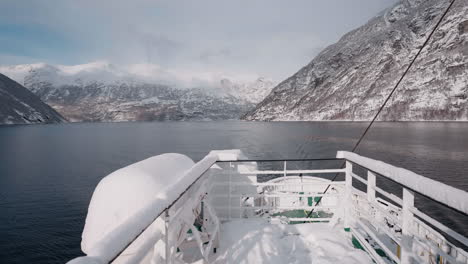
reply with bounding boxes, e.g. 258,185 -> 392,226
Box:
374,185 -> 403,205
233,168 -> 346,175
337,151 -> 468,214
68,151 -> 468,264
367,171 -> 376,203
283,217 -> 332,222
411,212 -> 468,264
215,205 -> 337,210
356,219 -> 401,263
344,161 -> 353,230
351,172 -> 368,185
283,161 -> 287,178
210,193 -> 341,198
352,228 -> 387,264
410,207 -> 468,246
228,162 -> 232,220
401,188 -> 414,264
164,210 -> 170,264
213,181 -> 345,187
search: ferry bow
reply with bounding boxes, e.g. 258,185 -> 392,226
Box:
68,150 -> 468,264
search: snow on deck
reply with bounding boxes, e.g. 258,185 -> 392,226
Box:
209,219 -> 372,264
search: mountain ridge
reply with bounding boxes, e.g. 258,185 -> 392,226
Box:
243,0 -> 468,121
0,73 -> 65,125
0,62 -> 275,122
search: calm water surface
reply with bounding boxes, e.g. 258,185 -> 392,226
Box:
0,121 -> 467,263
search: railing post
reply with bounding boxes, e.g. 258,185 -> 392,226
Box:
367,171 -> 379,235
401,188 -> 415,264
283,161 -> 287,178
164,210 -> 171,264
228,162 -> 232,220
367,171 -> 376,202
344,161 -> 353,232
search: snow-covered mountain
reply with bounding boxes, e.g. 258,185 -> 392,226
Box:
244,0 -> 468,121
0,73 -> 65,125
0,62 -> 275,122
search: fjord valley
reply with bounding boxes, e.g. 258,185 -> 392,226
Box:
1,0 -> 467,124
1,0 -> 468,263
0,62 -> 275,122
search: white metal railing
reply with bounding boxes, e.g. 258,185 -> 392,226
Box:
68,154 -> 220,264
209,160 -> 345,222
338,151 -> 468,264
68,151 -> 468,264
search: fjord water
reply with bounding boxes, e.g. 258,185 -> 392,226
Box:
0,121 -> 467,263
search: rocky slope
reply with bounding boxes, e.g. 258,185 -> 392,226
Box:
0,73 -> 65,125
244,0 -> 468,121
0,62 -> 275,122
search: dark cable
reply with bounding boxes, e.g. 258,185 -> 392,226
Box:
307,0 -> 456,218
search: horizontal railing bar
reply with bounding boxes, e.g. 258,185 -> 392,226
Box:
337,151 -> 468,216
349,176 -> 402,205
216,158 -> 344,163
413,217 -> 468,260
352,229 -> 388,264
355,210 -> 401,246
374,186 -> 403,205
414,222 -> 468,261
413,216 -> 449,244
351,172 -> 368,184
217,217 -> 332,222
210,193 -> 341,198
413,238 -> 461,264
356,219 -> 401,263
213,182 -> 345,187
353,204 -> 400,230
284,217 -> 332,222
410,207 -> 468,246
370,170 -> 468,217
214,205 -> 337,210
235,169 -> 346,175
375,198 -> 402,213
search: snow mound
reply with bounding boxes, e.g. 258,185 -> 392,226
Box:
81,153 -> 195,253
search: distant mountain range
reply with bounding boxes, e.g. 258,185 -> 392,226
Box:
244,0 -> 468,121
2,0 -> 466,124
0,73 -> 65,125
0,62 -> 275,122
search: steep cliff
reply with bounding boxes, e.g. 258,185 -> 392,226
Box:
244,0 -> 468,121
0,73 -> 65,124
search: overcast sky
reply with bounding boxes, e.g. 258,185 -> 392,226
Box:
0,0 -> 398,80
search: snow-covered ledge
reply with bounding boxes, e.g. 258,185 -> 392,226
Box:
337,151 -> 468,214
209,149 -> 243,161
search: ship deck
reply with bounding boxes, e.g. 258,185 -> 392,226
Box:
183,219 -> 372,264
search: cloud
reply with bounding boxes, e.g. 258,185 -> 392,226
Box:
0,0 -> 399,80
199,48 -> 232,63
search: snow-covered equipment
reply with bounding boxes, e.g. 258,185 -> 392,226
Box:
68,150 -> 468,264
